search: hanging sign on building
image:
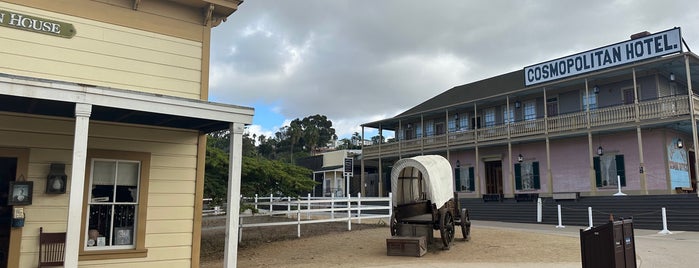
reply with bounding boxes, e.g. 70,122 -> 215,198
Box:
344,158 -> 353,176
0,10 -> 76,38
524,27 -> 682,86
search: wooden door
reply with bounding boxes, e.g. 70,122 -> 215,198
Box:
485,161 -> 503,195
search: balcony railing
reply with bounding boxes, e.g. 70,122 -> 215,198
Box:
363,95 -> 692,158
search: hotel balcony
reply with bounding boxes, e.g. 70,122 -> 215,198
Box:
362,94 -> 694,159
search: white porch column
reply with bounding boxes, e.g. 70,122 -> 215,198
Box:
224,122 -> 245,267
64,103 -> 92,267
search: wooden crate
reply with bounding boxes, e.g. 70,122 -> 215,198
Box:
386,236 -> 427,257
398,223 -> 433,243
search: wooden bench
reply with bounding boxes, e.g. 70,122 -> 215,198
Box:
515,193 -> 539,202
553,192 -> 579,201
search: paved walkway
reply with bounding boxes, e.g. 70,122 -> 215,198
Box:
469,220 -> 699,268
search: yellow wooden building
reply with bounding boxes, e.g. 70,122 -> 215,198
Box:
0,1 -> 251,267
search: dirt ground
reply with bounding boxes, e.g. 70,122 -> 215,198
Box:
200,216 -> 580,268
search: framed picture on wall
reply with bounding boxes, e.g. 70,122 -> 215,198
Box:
8,181 -> 33,206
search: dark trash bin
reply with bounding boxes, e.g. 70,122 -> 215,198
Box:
580,218 -> 636,268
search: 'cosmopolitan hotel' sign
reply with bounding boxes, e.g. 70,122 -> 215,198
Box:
524,28 -> 682,86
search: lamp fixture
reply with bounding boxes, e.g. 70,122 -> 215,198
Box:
677,138 -> 684,149
517,154 -> 523,163
515,101 -> 521,109
670,72 -> 676,81
456,160 -> 461,168
407,123 -> 412,129
597,146 -> 604,156
593,85 -> 600,94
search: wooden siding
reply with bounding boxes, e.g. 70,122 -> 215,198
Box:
0,112 -> 201,267
0,2 -> 203,99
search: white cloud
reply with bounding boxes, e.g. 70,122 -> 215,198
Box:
211,0 -> 699,140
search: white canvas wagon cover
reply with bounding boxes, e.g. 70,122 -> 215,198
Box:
391,155 -> 454,209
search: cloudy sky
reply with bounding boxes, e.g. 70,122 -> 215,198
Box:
208,0 -> 699,140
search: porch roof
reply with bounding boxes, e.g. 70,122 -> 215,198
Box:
0,73 -> 253,132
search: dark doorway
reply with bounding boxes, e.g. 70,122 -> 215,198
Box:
484,161 -> 503,195
0,157 -> 17,268
690,151 -> 697,193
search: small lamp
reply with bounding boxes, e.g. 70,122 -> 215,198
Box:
456,160 -> 461,168
677,138 -> 683,149
593,85 -> 600,94
670,72 -> 676,82
517,154 -> 523,163
515,101 -> 521,109
46,163 -> 67,194
597,146 -> 604,156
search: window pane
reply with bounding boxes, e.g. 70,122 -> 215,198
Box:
87,204 -> 113,247
113,205 -> 136,246
485,108 -> 495,127
117,162 -> 139,186
93,160 -> 116,185
524,101 -> 536,121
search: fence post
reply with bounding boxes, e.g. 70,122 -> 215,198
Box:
586,207 -> 593,230
388,192 -> 393,222
347,195 -> 352,231
331,193 -> 335,219
555,204 -> 565,228
307,193 -> 311,220
658,207 -> 673,234
269,193 -> 273,213
297,198 -> 302,237
358,192 -> 362,224
287,196 -> 291,218
254,194 -> 258,211
238,216 -> 243,243
537,197 -> 542,223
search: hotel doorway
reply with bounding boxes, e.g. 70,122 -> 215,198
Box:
484,160 -> 503,196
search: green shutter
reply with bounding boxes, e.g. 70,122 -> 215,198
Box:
532,162 -> 540,189
514,163 -> 522,190
454,168 -> 461,191
616,155 -> 626,186
468,167 -> 475,191
593,157 -> 602,187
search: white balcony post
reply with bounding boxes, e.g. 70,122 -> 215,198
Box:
224,122 -> 245,268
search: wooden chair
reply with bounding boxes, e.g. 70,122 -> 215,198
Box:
38,227 -> 66,267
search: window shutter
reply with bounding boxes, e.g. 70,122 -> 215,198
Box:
616,155 -> 626,186
532,161 -> 540,189
454,168 -> 461,191
593,157 -> 602,187
514,163 -> 522,190
468,167 -> 475,191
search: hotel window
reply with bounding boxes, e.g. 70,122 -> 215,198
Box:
524,101 -> 536,121
425,120 -> 434,136
594,155 -> 626,187
455,166 -> 475,191
503,106 -> 515,124
514,161 -> 540,190
582,92 -> 597,110
415,124 -> 422,138
82,150 -> 149,259
448,115 -> 457,132
484,108 -> 495,127
459,114 -> 469,130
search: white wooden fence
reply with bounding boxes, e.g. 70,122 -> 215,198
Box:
229,193 -> 392,241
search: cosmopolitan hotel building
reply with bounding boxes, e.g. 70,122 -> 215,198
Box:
361,28 -> 699,201
0,1 -> 251,268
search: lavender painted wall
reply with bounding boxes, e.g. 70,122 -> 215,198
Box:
550,137 -> 590,192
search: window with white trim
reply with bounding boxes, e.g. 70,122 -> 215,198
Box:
524,101 -> 536,121
582,92 -> 597,110
86,159 -> 140,249
425,120 -> 434,136
484,108 -> 495,127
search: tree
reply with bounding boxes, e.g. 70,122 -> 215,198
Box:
241,156 -> 316,196
371,134 -> 385,145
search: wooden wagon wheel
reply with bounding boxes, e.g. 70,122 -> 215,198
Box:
439,209 -> 455,249
390,212 -> 399,236
460,208 -> 471,241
